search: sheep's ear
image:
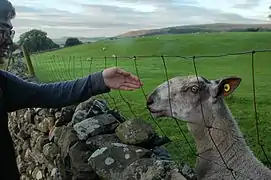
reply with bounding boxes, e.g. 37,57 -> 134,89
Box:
210,77 -> 241,98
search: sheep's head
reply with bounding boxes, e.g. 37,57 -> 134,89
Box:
146,75 -> 241,123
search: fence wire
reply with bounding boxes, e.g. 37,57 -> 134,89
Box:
114,56 -> 138,119
103,56 -> 119,111
32,49 -> 271,179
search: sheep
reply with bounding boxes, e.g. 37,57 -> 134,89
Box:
146,75 -> 271,180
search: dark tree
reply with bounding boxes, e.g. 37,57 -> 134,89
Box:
64,37 -> 83,47
18,29 -> 60,53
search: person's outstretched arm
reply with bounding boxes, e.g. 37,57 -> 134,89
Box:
1,70 -> 110,112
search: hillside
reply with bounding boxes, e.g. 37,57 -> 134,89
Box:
37,32 -> 271,58
117,23 -> 271,38
51,23 -> 271,45
32,32 -> 271,167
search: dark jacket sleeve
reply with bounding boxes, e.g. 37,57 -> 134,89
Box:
1,70 -> 110,112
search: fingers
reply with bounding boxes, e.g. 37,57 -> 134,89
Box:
119,86 -> 135,91
116,68 -> 131,77
117,68 -> 141,82
124,82 -> 141,89
130,75 -> 142,84
119,82 -> 142,91
124,75 -> 143,85
116,68 -> 143,86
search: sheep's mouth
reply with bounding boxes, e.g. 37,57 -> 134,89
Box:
147,107 -> 167,117
146,105 -> 161,113
148,109 -> 164,113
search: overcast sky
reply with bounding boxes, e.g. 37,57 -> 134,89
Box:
10,0 -> 270,41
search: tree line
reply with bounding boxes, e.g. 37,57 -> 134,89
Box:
17,29 -> 83,53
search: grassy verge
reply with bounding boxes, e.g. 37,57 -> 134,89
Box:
31,32 -> 271,167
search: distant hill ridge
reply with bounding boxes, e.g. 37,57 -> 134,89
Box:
53,23 -> 271,45
116,23 -> 271,38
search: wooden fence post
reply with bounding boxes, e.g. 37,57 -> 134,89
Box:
22,44 -> 36,76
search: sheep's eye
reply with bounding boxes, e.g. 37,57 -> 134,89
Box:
191,85 -> 199,93
224,83 -> 231,92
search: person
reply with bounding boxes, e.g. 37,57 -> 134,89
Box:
0,0 -> 143,179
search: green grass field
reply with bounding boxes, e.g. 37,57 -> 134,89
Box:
31,32 -> 271,168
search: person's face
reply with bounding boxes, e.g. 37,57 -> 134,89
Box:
0,28 -> 14,58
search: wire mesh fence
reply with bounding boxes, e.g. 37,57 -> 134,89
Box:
31,49 -> 271,179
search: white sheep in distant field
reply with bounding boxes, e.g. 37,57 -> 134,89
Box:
146,75 -> 271,180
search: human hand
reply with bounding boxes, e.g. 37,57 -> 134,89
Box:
102,67 -> 143,91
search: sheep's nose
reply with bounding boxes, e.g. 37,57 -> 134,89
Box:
146,96 -> 154,106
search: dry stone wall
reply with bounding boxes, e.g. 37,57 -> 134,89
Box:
6,59 -> 197,180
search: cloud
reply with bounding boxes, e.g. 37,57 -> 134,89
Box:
233,0 -> 261,8
9,0 -> 269,41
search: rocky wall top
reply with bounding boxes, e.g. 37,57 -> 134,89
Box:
6,57 -> 196,180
